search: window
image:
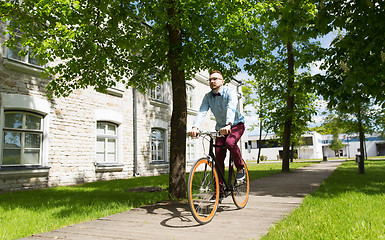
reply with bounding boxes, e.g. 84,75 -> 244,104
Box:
186,137 -> 196,162
245,140 -> 253,150
301,137 -> 313,146
151,128 -> 166,163
150,83 -> 165,102
186,84 -> 194,109
6,28 -> 42,67
96,122 -> 118,163
105,81 -> 125,97
257,139 -> 281,148
2,111 -> 43,166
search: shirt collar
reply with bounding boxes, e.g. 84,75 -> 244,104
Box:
211,87 -> 224,97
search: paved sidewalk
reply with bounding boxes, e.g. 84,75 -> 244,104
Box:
20,160 -> 343,240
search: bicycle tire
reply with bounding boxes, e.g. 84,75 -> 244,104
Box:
231,159 -> 249,209
187,158 -> 220,224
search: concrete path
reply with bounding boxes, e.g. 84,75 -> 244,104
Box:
20,160 -> 343,240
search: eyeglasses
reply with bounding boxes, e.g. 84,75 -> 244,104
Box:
208,77 -> 222,82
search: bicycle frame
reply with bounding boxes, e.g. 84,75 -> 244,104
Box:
205,132 -> 235,195
188,131 -> 249,224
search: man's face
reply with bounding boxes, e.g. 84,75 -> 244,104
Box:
209,72 -> 224,91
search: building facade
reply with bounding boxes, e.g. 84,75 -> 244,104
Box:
0,22 -> 244,192
243,131 -> 385,161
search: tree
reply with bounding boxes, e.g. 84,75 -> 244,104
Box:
238,0 -> 322,171
317,0 -> 385,104
314,1 -> 385,173
242,80 -> 271,164
0,0 -> 245,198
309,114 -> 345,135
329,132 -> 344,157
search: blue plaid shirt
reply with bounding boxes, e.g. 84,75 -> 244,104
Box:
193,86 -> 245,131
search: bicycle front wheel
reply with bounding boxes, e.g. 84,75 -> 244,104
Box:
187,158 -> 219,224
231,159 -> 249,209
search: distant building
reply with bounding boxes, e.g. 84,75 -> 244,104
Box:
243,131 -> 385,161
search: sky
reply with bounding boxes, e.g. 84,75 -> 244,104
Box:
235,32 -> 337,136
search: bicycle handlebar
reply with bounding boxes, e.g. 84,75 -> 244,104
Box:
197,130 -> 227,138
187,130 -> 230,138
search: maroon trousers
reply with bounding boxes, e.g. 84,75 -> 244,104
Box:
215,123 -> 245,192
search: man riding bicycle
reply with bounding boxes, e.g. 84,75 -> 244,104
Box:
188,70 -> 246,201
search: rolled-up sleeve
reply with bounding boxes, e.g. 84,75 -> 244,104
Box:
193,93 -> 210,129
225,89 -> 238,125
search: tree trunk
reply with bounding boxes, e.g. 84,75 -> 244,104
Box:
257,97 -> 263,163
166,1 -> 187,199
257,118 -> 262,163
357,107 -> 365,174
282,40 -> 295,172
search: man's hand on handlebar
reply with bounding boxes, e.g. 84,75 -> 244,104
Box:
189,125 -> 231,138
219,125 -> 231,136
188,127 -> 199,138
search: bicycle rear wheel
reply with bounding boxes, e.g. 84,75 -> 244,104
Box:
231,159 -> 249,209
187,158 -> 219,224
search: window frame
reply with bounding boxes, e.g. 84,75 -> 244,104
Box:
150,83 -> 167,103
96,121 -> 119,164
0,94 -> 50,177
106,81 -> 125,97
151,128 -> 167,164
4,25 -> 44,68
186,83 -> 194,109
2,111 -> 43,166
94,109 -> 123,172
186,136 -> 196,163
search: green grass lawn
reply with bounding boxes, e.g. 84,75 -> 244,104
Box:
262,160 -> 385,239
0,175 -> 170,240
0,161 -> 312,240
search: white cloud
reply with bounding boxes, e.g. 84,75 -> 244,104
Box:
309,60 -> 326,76
310,115 -> 325,127
234,72 -> 253,82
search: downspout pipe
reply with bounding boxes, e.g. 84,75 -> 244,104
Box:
133,87 -> 140,177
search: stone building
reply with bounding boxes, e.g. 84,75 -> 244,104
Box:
0,22 -> 244,192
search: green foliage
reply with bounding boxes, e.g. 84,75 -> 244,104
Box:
329,133 -> 344,153
313,1 -> 385,148
0,0 -> 246,97
262,160 -> 385,239
310,113 -> 345,135
316,1 -> 385,106
260,155 -> 267,161
240,0 -> 322,150
1,0 -> 154,95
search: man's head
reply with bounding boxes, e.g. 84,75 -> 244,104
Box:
209,70 -> 224,92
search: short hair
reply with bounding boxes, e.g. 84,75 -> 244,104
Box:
209,70 -> 223,77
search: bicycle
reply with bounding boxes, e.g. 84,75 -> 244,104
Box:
187,131 -> 250,224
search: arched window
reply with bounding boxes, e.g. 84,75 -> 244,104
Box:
186,136 -> 196,162
96,121 -> 119,163
151,128 -> 165,163
2,111 -> 43,166
186,84 -> 194,109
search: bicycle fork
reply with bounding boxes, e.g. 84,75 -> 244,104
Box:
199,156 -> 216,192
